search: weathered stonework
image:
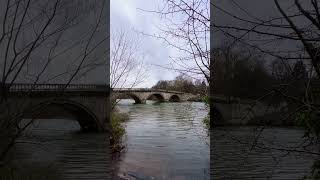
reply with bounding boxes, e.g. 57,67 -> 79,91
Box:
3,84 -> 110,132
111,88 -> 197,104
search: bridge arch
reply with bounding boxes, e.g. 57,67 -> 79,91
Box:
169,95 -> 181,102
26,99 -> 103,132
147,93 -> 165,102
116,93 -> 143,104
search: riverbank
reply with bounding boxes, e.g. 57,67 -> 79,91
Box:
110,108 -> 131,180
110,108 -> 129,156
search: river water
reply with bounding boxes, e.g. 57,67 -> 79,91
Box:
2,100 -> 318,180
115,100 -> 318,180
3,119 -> 112,180
114,100 -> 210,180
211,127 -> 319,180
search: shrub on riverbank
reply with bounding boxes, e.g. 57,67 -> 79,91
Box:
110,110 -> 129,153
202,96 -> 210,129
203,116 -> 210,129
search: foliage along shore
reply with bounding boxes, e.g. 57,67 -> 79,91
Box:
110,108 -> 129,155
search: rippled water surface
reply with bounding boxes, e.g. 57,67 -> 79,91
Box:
5,119 -> 112,180
3,99 -> 317,180
211,127 -> 319,180
116,100 -> 319,180
115,100 -> 210,180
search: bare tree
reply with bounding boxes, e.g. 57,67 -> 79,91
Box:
147,0 -> 320,177
0,0 -> 109,163
110,28 -> 148,108
211,0 -> 320,125
212,0 -> 320,77
211,0 -> 320,178
140,0 -> 213,128
110,28 -> 147,89
141,0 -> 210,83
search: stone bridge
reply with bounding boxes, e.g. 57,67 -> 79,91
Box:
112,88 -> 197,104
112,89 -> 287,125
2,84 -> 289,131
1,83 -> 110,132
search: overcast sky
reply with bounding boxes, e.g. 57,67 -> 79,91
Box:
111,0 -> 311,88
111,0 -> 180,88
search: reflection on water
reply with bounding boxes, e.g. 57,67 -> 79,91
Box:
115,100 -> 210,180
5,119 -> 112,180
3,99 -> 314,180
211,127 -> 319,180
116,99 -> 319,180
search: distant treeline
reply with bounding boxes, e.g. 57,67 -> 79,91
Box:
152,75 -> 208,96
212,46 -> 315,101
153,45 -> 317,102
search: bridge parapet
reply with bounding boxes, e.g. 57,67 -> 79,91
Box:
112,88 -> 185,94
4,83 -> 109,92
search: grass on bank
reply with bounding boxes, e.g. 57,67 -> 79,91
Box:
203,115 -> 210,129
110,110 -> 129,153
202,96 -> 210,129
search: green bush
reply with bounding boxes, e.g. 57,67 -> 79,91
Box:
202,96 -> 210,129
202,115 -> 210,129
110,111 -> 129,152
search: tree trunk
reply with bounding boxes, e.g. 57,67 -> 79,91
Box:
210,53 -> 214,129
